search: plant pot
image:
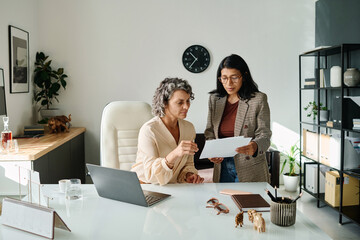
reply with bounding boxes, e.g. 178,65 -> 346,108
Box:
282,174 -> 299,192
40,108 -> 61,119
319,110 -> 329,122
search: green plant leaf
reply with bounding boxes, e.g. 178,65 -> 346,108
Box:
60,79 -> 66,88
280,160 -> 287,174
41,99 -> 48,106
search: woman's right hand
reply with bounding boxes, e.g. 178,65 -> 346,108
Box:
166,141 -> 198,168
208,157 -> 224,164
173,140 -> 198,158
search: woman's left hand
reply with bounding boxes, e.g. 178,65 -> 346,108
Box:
235,141 -> 258,156
185,173 -> 204,184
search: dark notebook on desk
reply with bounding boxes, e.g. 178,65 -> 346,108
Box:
231,194 -> 270,212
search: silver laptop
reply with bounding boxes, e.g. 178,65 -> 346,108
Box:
86,164 -> 170,207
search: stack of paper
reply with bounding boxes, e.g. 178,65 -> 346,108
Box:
199,136 -> 251,159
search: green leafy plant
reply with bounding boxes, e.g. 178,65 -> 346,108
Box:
304,101 -> 328,120
34,52 -> 68,111
281,143 -> 301,176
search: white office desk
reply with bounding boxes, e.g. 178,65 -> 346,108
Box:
0,183 -> 330,240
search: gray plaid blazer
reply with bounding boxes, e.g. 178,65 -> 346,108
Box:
204,92 -> 271,183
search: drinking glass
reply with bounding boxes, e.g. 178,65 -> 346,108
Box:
13,139 -> 19,153
65,179 -> 82,200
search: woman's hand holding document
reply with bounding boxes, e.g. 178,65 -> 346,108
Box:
199,136 -> 251,159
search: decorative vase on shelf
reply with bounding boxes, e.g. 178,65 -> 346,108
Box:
344,68 -> 360,87
330,66 -> 342,87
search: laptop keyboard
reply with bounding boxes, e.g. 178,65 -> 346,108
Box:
145,194 -> 163,206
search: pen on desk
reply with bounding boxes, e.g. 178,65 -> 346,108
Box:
291,192 -> 303,203
264,188 -> 276,202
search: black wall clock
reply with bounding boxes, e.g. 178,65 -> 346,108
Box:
182,45 -> 210,73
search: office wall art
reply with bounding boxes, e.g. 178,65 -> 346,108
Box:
9,25 -> 29,93
0,68 -> 7,116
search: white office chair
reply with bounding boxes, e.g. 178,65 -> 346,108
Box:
100,101 -> 153,170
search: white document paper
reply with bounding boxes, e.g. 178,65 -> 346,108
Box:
199,136 -> 251,159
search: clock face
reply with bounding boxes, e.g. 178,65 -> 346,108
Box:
182,45 -> 210,73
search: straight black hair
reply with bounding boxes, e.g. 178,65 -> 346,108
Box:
210,54 -> 259,99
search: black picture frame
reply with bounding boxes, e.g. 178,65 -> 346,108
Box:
9,25 -> 29,93
0,68 -> 7,116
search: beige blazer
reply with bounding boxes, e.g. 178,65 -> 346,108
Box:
132,116 -> 198,185
204,92 -> 272,183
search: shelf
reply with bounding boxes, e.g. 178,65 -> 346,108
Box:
301,155 -> 340,170
299,43 -> 360,226
300,121 -> 340,130
300,86 -> 360,90
300,44 -> 360,57
341,205 -> 360,227
343,169 -> 360,180
302,187 -> 325,201
300,122 -> 360,133
302,187 -> 360,227
343,128 -> 360,134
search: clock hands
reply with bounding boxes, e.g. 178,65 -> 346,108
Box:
188,52 -> 198,68
190,52 -> 197,60
189,58 -> 198,68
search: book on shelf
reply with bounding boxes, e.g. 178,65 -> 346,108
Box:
23,130 -> 44,135
319,69 -> 325,87
304,78 -> 317,88
23,125 -> 45,136
24,125 -> 45,131
231,194 -> 270,212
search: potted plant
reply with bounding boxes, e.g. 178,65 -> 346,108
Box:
34,52 -> 68,120
304,101 -> 328,122
281,143 -> 301,192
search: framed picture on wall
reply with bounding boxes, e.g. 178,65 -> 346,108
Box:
0,68 -> 7,116
9,25 -> 29,93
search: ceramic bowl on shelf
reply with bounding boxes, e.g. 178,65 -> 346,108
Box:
344,68 -> 360,87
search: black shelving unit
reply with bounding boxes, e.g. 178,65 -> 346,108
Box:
299,44 -> 360,226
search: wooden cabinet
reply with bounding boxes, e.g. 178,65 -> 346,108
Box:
0,127 -> 85,194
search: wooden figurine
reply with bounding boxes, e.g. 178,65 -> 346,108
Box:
247,209 -> 257,223
235,210 -> 244,228
253,213 -> 266,233
48,114 -> 72,133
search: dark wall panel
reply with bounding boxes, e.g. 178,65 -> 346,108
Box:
316,0 -> 360,47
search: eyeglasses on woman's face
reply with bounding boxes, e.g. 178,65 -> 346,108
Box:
206,198 -> 229,215
218,75 -> 242,84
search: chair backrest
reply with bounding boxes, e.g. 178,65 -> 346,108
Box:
100,101 -> 153,170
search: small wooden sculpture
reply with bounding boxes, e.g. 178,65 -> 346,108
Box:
248,209 -> 257,223
235,210 -> 244,228
48,114 -> 72,133
253,213 -> 266,233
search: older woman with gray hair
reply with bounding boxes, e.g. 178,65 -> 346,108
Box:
132,78 -> 204,185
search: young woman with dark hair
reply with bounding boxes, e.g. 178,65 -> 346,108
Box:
205,54 -> 272,183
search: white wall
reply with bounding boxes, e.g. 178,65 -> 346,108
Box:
1,0 -> 315,166
0,0 -> 39,134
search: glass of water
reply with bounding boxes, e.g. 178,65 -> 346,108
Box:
65,179 -> 82,200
